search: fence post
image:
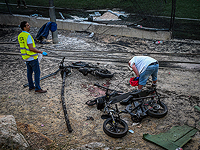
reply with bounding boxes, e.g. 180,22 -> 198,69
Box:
49,0 -> 58,44
169,0 -> 176,38
5,0 -> 12,15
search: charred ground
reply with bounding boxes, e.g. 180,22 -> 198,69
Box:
0,25 -> 200,149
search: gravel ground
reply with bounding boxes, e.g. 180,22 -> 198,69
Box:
0,25 -> 200,150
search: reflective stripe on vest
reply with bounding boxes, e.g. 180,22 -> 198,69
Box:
18,32 -> 38,60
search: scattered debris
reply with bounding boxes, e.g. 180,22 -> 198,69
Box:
30,14 -> 42,17
128,130 -> 134,133
194,105 -> 200,112
91,10 -> 127,22
175,148 -> 183,150
59,12 -> 65,20
1,25 -> 200,149
137,124 -> 142,128
143,125 -> 199,150
107,10 -> 127,20
137,25 -> 143,28
132,122 -> 140,126
89,12 -> 101,18
58,134 -> 64,137
89,32 -> 94,38
86,116 -> 94,121
155,41 -> 163,44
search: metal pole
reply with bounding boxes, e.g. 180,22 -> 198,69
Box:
49,0 -> 58,44
169,0 -> 176,38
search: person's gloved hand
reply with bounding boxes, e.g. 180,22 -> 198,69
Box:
134,77 -> 139,80
42,52 -> 48,56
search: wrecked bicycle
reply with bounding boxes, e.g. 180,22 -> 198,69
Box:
69,61 -> 114,78
119,87 -> 168,123
86,84 -> 168,138
23,58 -> 113,88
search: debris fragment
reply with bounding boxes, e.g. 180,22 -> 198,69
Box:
30,14 -> 42,17
59,12 -> 65,20
128,130 -> 134,133
137,124 -> 142,128
86,116 -> 94,121
194,105 -> 200,112
175,148 -> 183,150
132,122 -> 140,126
89,32 -> 94,38
155,41 -> 163,44
137,25 -> 142,28
143,125 -> 199,150
58,134 -> 64,137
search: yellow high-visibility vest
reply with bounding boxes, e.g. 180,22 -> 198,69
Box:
18,32 -> 38,60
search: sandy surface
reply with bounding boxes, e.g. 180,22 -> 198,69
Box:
0,25 -> 200,149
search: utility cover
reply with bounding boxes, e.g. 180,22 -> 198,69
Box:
143,125 -> 199,150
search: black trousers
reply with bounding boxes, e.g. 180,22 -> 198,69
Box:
17,0 -> 26,6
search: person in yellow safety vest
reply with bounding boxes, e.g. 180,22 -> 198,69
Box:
18,21 -> 47,93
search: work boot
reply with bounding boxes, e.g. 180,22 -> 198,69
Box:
29,87 -> 35,91
35,89 -> 47,93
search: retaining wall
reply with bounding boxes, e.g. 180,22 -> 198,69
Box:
0,14 -> 171,40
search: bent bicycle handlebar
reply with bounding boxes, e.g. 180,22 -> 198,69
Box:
23,68 -> 60,88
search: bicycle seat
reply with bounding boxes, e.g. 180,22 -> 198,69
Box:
109,92 -> 132,104
78,68 -> 89,76
120,90 -> 141,105
72,61 -> 90,67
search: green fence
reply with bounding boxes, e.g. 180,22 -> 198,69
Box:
1,0 -> 200,40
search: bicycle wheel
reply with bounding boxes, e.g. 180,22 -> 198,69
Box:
103,118 -> 128,138
145,100 -> 168,118
95,69 -> 114,78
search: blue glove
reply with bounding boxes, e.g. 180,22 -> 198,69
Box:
134,77 -> 139,80
42,52 -> 48,56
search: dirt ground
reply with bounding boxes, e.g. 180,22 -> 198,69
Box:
0,25 -> 200,150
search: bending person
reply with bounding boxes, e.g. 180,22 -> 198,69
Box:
129,56 -> 159,91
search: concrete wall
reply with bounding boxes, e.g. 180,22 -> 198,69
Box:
0,14 -> 171,40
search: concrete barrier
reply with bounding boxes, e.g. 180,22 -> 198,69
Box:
0,14 -> 171,40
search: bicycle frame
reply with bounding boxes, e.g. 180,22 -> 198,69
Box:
87,84 -> 167,138
94,85 -> 167,123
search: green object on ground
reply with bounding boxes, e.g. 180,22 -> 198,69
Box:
143,125 -> 199,150
194,105 -> 200,112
